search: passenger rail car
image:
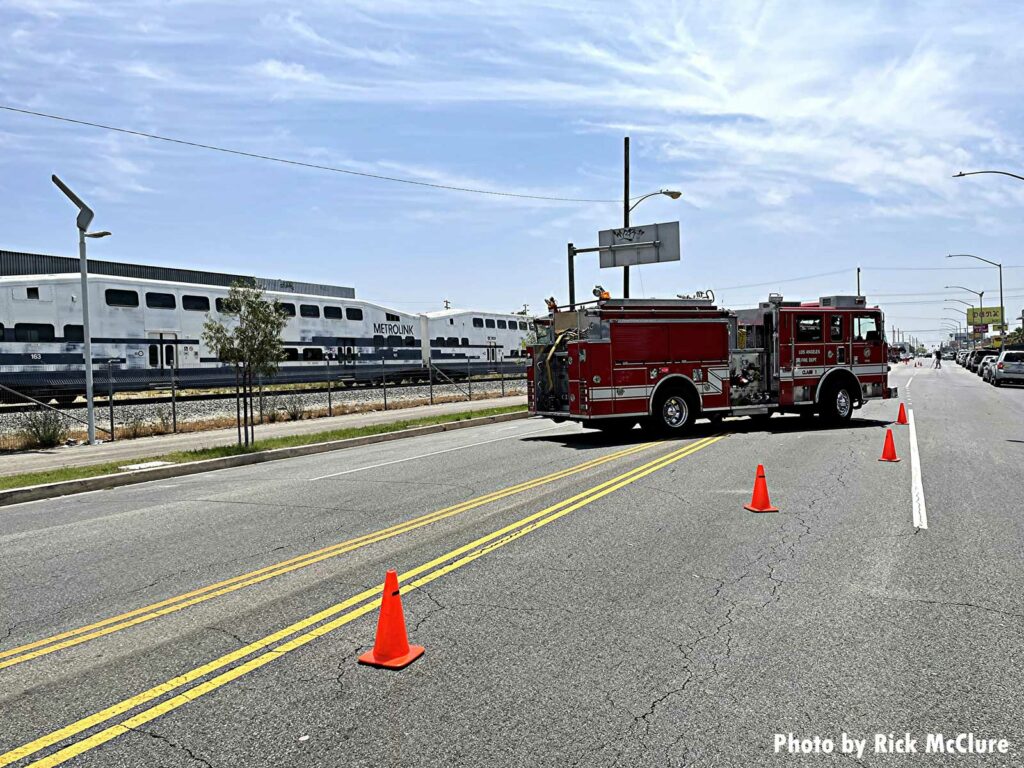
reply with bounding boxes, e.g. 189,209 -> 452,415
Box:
0,273 -> 529,403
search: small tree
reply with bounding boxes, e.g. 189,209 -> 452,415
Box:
202,282 -> 287,446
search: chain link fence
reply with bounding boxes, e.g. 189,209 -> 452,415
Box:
0,361 -> 526,451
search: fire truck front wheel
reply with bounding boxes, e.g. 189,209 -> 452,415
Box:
647,388 -> 699,435
819,380 -> 855,424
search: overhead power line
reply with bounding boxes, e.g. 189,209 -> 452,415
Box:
0,105 -> 625,203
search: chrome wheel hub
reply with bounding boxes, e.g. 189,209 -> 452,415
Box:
836,389 -> 852,418
663,396 -> 688,427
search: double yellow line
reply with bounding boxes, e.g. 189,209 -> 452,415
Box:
3,434 -> 723,768
0,442 -> 655,673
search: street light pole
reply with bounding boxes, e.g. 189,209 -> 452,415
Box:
623,136 -> 630,298
52,175 -> 109,446
948,254 -> 1003,343
946,286 -> 985,348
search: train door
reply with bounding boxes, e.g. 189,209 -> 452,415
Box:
146,332 -> 178,371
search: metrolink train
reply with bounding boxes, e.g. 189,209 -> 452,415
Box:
0,252 -> 530,403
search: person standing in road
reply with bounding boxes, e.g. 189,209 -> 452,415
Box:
933,349 -> 942,369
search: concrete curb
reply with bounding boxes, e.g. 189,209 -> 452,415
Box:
0,411 -> 531,508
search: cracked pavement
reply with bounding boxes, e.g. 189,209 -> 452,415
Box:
1,365 -> 1022,767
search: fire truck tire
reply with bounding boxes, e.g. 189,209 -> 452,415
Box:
647,387 -> 699,435
819,380 -> 855,424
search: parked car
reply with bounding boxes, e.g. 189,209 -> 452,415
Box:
991,349 -> 1024,387
980,355 -> 998,380
978,355 -> 998,378
967,348 -> 999,372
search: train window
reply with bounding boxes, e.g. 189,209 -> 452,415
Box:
27,287 -> 39,300
431,337 -> 443,348
446,337 -> 459,346
404,336 -> 416,347
146,292 -> 177,310
303,348 -> 324,361
485,319 -> 496,329
183,295 -> 210,312
15,323 -> 55,342
386,312 -> 400,322
149,345 -> 158,366
300,304 -> 320,318
346,308 -> 364,321
64,324 -> 84,342
497,320 -> 507,329
324,306 -> 343,319
472,318 -> 484,328
282,348 -> 299,361
164,345 -> 175,366
449,318 -> 455,325
105,289 -> 139,308
507,349 -> 518,357
461,338 -> 469,346
519,321 -> 529,331
373,335 -> 385,347
795,315 -> 823,343
215,297 -> 228,313
387,335 -> 402,347
280,303 -> 296,317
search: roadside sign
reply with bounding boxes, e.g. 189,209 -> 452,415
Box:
967,306 -> 1003,326
598,221 -> 680,268
973,324 -> 989,333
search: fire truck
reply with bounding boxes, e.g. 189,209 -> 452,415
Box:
527,293 -> 896,434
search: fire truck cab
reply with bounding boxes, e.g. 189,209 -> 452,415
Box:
527,294 -> 895,434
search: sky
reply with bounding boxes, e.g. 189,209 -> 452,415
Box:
1,0 -> 1023,347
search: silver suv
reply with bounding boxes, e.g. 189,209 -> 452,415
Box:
991,349 -> 1024,387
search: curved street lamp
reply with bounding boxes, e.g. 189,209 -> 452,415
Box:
953,170 -> 1024,183
628,189 -> 683,213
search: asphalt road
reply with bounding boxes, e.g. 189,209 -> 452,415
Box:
1,362 -> 1021,767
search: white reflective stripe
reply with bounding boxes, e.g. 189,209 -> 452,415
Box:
589,385 -> 651,401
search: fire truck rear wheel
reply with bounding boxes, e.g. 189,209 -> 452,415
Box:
648,388 -> 698,434
820,381 -> 855,424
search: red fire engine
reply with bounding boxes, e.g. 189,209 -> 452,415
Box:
527,293 -> 896,434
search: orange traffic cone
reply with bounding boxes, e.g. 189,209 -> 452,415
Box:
895,403 -> 908,425
879,429 -> 901,463
744,464 -> 779,513
358,570 -> 424,670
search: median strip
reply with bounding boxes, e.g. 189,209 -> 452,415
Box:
2,435 -> 724,768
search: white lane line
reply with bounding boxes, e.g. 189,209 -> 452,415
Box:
307,424 -> 561,481
908,407 -> 928,530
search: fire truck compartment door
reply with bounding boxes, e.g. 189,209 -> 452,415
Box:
851,313 -> 885,374
788,312 -> 826,374
827,313 -> 847,366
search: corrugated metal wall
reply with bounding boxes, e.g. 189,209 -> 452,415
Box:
0,250 -> 356,299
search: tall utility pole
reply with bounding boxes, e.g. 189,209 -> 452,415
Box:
623,136 -> 630,298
